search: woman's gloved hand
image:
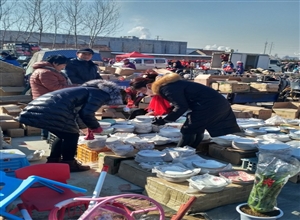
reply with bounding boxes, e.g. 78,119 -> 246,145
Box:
91,127 -> 103,134
84,129 -> 95,140
152,117 -> 166,126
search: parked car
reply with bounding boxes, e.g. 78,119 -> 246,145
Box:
112,57 -> 168,70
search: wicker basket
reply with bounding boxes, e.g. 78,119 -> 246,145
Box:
77,144 -> 111,164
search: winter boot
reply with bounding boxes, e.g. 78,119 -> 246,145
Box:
61,160 -> 90,172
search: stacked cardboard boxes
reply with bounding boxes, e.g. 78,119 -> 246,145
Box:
231,104 -> 272,120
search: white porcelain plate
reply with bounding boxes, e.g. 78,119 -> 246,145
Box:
159,166 -> 193,175
259,143 -> 291,151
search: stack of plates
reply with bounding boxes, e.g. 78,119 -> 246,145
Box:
232,138 -> 259,151
211,134 -> 240,146
192,160 -> 228,175
139,134 -> 170,145
112,124 -> 135,133
135,150 -> 166,163
289,130 -> 300,140
259,143 -> 291,155
153,164 -> 200,183
135,115 -> 154,123
259,127 -> 281,133
244,128 -> 267,137
262,133 -> 291,142
164,147 -> 196,160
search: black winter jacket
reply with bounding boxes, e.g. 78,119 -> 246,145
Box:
152,73 -> 241,136
18,87 -> 109,133
65,58 -> 102,84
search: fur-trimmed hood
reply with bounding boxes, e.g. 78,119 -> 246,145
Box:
82,79 -> 123,105
151,73 -> 181,95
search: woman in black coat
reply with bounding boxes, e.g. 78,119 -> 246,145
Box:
150,73 -> 241,148
18,80 -> 123,172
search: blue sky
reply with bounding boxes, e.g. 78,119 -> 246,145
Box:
114,0 -> 300,57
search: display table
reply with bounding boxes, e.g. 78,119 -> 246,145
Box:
117,160 -> 253,213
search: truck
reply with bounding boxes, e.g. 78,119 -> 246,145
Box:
210,52 -> 281,72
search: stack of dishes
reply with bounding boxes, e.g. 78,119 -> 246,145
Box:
188,174 -> 230,193
110,144 -> 134,156
153,164 -> 200,183
289,130 -> 300,140
262,133 -> 291,142
244,128 -> 267,137
165,122 -> 183,129
163,147 -> 196,160
286,119 -> 300,126
112,124 -> 135,133
124,137 -> 154,150
132,119 -> 153,134
159,127 -> 181,137
135,150 -> 166,163
232,138 -> 259,151
192,160 -> 228,175
135,115 -> 154,122
219,171 -> 254,184
97,121 -> 114,135
210,134 -> 240,147
259,126 -> 281,133
110,132 -> 136,141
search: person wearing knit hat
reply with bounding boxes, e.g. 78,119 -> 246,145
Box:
65,48 -> 102,84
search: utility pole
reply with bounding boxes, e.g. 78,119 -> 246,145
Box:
269,42 -> 273,55
263,41 -> 268,54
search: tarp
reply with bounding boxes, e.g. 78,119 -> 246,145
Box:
115,51 -> 154,60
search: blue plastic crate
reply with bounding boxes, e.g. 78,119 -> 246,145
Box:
0,149 -> 30,177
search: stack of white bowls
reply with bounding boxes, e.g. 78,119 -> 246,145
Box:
159,127 -> 182,143
112,124 -> 135,133
132,116 -> 153,134
98,121 -> 114,135
135,149 -> 166,163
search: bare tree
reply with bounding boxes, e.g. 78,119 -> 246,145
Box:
48,2 -> 64,49
0,0 -> 18,46
63,0 -> 84,48
34,0 -> 51,44
82,0 -> 121,48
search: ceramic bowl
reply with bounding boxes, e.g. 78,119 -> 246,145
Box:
111,144 -> 134,156
159,127 -> 181,138
99,122 -> 111,129
135,115 -> 154,123
259,126 -> 281,133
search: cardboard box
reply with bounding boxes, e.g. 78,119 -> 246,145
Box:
0,87 -> 24,96
289,172 -> 300,183
0,104 -> 25,116
250,82 -> 279,92
233,110 -> 253,118
272,102 -> 300,119
231,104 -> 272,120
0,61 -> 25,87
98,152 -> 133,174
0,120 -> 20,130
114,67 -> 135,76
3,137 -> 11,144
7,128 -> 24,137
138,103 -> 149,109
118,160 -> 156,188
22,125 -> 41,136
212,81 -> 250,93
194,74 -> 241,87
99,66 -> 116,74
145,176 -> 253,213
0,114 -> 14,120
208,143 -> 258,165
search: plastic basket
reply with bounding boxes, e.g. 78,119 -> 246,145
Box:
76,144 -> 110,164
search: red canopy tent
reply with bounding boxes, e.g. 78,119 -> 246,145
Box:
115,51 -> 154,61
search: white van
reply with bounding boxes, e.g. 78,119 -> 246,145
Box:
112,57 -> 168,70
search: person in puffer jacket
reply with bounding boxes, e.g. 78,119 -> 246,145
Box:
18,80 -> 123,172
150,73 -> 241,149
64,48 -> 102,84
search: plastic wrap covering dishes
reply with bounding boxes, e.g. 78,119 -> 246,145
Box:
219,171 -> 255,184
159,127 -> 181,138
286,140 -> 300,160
261,133 -> 291,142
152,163 -> 200,183
112,124 -> 135,133
162,146 -> 196,161
109,144 -> 134,156
258,143 -> 292,156
139,134 -> 171,145
187,174 -> 230,193
110,132 -> 137,141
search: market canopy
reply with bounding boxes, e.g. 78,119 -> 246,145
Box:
116,51 -> 154,60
